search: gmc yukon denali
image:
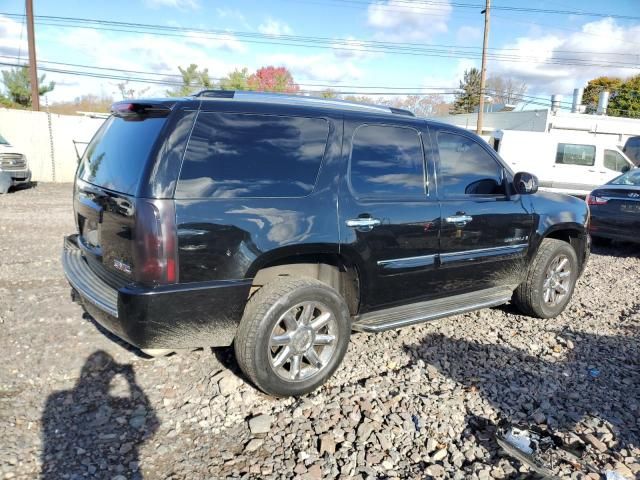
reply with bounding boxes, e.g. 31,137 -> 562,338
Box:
62,91 -> 590,396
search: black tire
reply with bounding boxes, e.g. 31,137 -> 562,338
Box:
512,238 -> 578,319
234,277 -> 351,397
591,235 -> 611,247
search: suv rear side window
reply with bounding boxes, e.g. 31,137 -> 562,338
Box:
555,143 -> 595,166
349,125 -> 425,199
79,116 -> 167,195
437,132 -> 505,196
176,113 -> 329,198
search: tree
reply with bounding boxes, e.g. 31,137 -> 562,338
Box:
608,75 -> 640,118
116,81 -> 150,100
320,89 -> 338,99
342,95 -> 377,104
485,76 -> 527,105
247,66 -> 299,93
219,68 -> 250,91
166,64 -> 214,97
582,76 -> 624,114
451,68 -> 481,114
381,94 -> 450,117
1,66 -> 55,108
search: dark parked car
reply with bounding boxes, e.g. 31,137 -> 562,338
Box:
62,91 -> 590,396
588,168 -> 640,245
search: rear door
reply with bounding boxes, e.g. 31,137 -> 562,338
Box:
434,128 -> 533,294
339,119 -> 441,312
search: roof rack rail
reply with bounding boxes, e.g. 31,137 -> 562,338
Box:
192,90 -> 235,98
191,89 -> 416,117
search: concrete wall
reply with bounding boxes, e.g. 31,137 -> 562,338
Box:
0,108 -> 105,182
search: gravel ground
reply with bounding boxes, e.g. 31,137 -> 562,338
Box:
0,183 -> 639,480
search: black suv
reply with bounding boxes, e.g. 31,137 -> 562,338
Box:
63,91 -> 590,396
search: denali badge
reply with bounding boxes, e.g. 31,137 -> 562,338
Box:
113,259 -> 132,275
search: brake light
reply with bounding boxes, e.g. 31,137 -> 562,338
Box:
586,194 -> 608,206
111,101 -> 172,119
134,199 -> 178,285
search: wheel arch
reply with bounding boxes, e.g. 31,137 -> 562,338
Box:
247,249 -> 361,316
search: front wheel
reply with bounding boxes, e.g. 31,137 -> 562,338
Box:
234,277 -> 351,397
512,238 -> 578,318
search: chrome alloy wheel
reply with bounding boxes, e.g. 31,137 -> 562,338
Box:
543,254 -> 571,306
268,301 -> 338,382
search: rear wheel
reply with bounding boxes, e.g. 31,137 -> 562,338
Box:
234,277 -> 350,397
512,238 -> 578,318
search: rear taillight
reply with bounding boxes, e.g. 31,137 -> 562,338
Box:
586,193 -> 608,206
134,199 -> 178,285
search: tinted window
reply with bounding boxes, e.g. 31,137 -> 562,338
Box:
624,137 -> 640,164
604,149 -> 629,172
437,132 -> 505,196
349,125 -> 425,198
176,113 -> 328,198
555,143 -> 595,166
79,116 -> 166,195
609,168 -> 640,186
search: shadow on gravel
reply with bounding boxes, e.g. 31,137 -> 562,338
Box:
41,351 -> 159,479
405,329 -> 640,448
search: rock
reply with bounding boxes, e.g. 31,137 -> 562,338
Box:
426,438 -> 438,453
248,414 -> 273,434
356,422 -> 374,443
304,464 -> 323,480
426,464 -> 445,478
128,416 -> 145,429
532,412 -> 546,424
319,434 -> 336,455
431,448 -> 447,462
218,374 -> 243,396
245,439 -> 263,452
583,433 -> 607,453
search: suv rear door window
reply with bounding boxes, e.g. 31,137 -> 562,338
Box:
176,113 -> 329,198
349,125 -> 425,199
79,116 -> 167,195
437,132 -> 505,196
555,143 -> 595,166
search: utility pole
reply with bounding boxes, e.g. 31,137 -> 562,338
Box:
26,0 -> 40,111
476,0 -> 490,135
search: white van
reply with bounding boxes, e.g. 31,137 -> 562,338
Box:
489,130 -> 633,196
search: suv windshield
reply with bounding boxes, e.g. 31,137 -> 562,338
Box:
608,168 -> 640,186
78,115 -> 167,195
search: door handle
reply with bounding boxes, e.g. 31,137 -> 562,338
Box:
346,217 -> 381,230
445,214 -> 473,226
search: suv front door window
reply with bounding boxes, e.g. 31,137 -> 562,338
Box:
436,130 -> 534,294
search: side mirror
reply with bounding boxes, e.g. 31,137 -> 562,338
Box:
622,165 -> 631,173
513,171 -> 539,195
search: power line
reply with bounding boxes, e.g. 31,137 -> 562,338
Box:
1,12 -> 639,70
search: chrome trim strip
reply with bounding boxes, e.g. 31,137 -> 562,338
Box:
440,243 -> 528,264
377,254 -> 437,271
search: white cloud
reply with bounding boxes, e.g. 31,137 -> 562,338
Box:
332,36 -> 378,60
0,15 -> 28,59
367,0 -> 452,41
263,53 -> 363,83
144,0 -> 199,10
491,18 -> 640,95
258,17 -> 293,37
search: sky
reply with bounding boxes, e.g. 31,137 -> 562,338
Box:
0,0 -> 639,108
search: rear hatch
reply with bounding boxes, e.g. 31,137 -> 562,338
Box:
75,102 -> 178,286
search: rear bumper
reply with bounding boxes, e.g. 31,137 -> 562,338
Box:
62,235 -> 252,349
589,216 -> 640,244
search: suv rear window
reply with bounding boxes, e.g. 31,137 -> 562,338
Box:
176,113 -> 329,198
78,116 -> 167,195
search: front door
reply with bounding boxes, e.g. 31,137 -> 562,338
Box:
339,120 -> 441,313
433,128 -> 534,294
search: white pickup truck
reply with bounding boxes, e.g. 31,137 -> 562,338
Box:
0,132 -> 31,194
489,130 -> 634,197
